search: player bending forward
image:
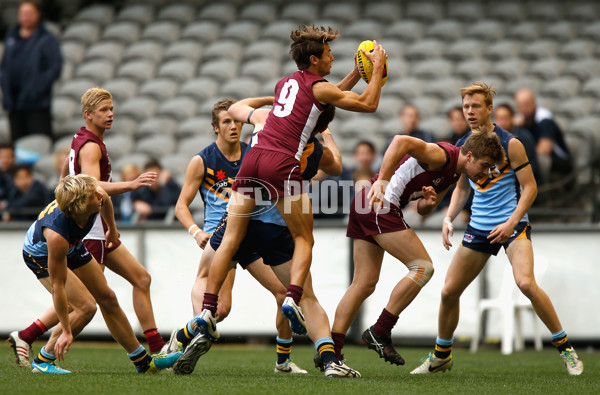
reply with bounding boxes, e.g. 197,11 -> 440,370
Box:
329,126 -> 506,367
21,175 -> 180,374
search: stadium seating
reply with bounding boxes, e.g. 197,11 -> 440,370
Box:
0,0 -> 596,212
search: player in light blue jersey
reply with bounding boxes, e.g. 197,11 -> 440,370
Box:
411,83 -> 583,376
20,174 -> 180,374
173,99 -> 310,374
173,98 -> 360,378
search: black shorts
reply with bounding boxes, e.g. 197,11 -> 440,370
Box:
23,242 -> 93,279
210,216 -> 294,269
461,222 -> 531,256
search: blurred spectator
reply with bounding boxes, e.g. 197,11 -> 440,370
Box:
3,164 -> 51,221
0,143 -> 16,204
514,89 -> 572,184
383,105 -> 435,155
0,0 -> 62,143
399,104 -> 435,143
353,140 -> 377,173
131,159 -> 180,221
112,163 -> 141,223
353,167 -> 374,194
494,103 -> 543,185
46,145 -> 70,188
444,106 -> 469,145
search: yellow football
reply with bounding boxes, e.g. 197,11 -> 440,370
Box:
356,40 -> 388,86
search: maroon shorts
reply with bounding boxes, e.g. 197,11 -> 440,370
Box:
232,147 -> 306,198
346,187 -> 410,245
83,238 -> 122,265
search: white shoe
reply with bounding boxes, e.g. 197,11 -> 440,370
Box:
560,348 -> 583,375
274,359 -> 307,374
194,310 -> 220,341
410,353 -> 453,374
164,328 -> 183,354
8,331 -> 32,367
281,297 -> 307,335
324,361 -> 361,378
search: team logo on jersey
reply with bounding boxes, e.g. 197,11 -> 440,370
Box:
488,165 -> 501,178
432,177 -> 443,186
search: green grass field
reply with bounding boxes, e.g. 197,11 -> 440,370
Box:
1,341 -> 598,394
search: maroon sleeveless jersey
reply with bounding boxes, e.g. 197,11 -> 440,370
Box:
68,127 -> 112,182
68,127 -> 112,240
383,142 -> 461,209
255,70 -> 327,160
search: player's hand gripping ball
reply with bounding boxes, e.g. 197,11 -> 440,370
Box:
356,40 -> 388,86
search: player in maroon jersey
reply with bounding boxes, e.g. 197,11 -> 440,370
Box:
329,127 -> 506,367
8,89 -> 167,368
198,25 -> 387,338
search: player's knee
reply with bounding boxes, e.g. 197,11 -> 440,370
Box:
405,259 -> 434,287
516,277 -> 537,298
134,270 -> 152,291
96,289 -> 119,311
350,278 -> 377,298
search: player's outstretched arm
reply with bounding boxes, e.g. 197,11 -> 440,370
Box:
175,155 -> 210,249
44,230 -> 73,360
78,141 -> 157,195
228,96 -> 274,125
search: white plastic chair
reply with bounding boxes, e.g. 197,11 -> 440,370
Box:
470,256 -> 549,355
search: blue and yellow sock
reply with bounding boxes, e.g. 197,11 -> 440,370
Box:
434,337 -> 453,359
551,330 -> 572,353
34,346 -> 56,365
315,337 -> 337,365
276,337 -> 292,364
128,345 -> 152,373
176,318 -> 197,348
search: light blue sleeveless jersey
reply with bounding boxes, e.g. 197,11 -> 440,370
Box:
199,142 -> 247,233
456,125 -> 529,230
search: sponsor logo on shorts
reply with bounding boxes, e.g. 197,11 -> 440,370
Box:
463,233 -> 474,243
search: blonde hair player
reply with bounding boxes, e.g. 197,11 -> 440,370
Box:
411,82 -> 583,376
20,175 -> 180,374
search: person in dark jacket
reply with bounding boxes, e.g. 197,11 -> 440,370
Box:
0,1 -> 62,143
132,159 -> 181,221
3,164 -> 51,221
